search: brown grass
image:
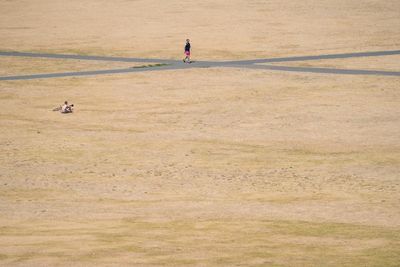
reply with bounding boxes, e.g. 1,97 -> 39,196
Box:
1,0 -> 400,266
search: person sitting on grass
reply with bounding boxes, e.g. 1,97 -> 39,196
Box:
53,101 -> 74,113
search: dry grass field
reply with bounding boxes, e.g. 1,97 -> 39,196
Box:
1,0 -> 400,266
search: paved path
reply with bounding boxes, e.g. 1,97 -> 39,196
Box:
0,49 -> 399,81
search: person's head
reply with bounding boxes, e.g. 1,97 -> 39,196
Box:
186,39 -> 190,43
64,101 -> 68,105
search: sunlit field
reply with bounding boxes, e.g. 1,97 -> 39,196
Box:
1,0 -> 399,266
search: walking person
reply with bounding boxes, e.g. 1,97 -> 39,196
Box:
183,39 -> 191,63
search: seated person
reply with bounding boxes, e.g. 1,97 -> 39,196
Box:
55,101 -> 74,113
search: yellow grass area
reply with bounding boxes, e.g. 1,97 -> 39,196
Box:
1,68 -> 400,266
1,219 -> 399,266
0,57 -> 144,77
0,0 -> 400,266
267,55 -> 400,72
0,0 -> 399,59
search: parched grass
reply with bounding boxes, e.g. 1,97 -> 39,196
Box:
0,56 -> 140,76
0,188 -> 69,201
187,139 -> 400,171
264,220 -> 400,240
1,219 -> 399,266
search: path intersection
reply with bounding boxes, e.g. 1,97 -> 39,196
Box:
0,49 -> 399,81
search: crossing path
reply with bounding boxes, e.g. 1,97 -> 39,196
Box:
0,49 -> 399,81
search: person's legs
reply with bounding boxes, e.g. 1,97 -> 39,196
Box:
184,51 -> 191,63
63,106 -> 73,113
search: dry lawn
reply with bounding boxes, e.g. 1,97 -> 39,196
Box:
267,55 -> 400,72
0,0 -> 400,266
0,57 -> 143,77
